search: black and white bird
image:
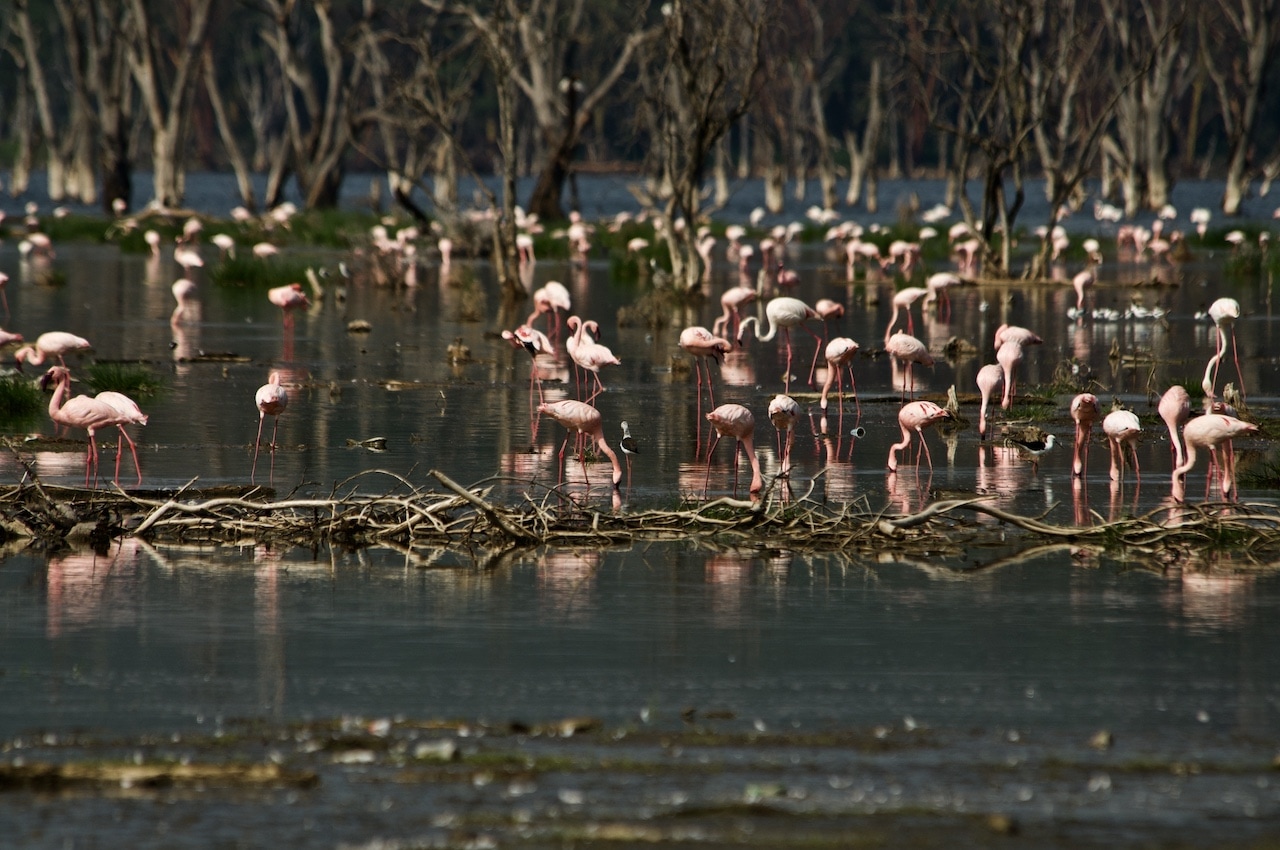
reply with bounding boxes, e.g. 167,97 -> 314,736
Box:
620,421 -> 639,487
1006,433 -> 1056,470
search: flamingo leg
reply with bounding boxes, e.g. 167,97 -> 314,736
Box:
1230,328 -> 1245,401
118,427 -> 142,487
252,414 -> 266,483
703,434 -> 724,496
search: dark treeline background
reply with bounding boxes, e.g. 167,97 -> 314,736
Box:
1,0 -> 1278,281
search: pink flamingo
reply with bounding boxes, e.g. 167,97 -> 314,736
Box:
704,403 -> 763,495
996,340 -> 1024,410
886,400 -> 953,473
885,331 -> 933,400
819,337 -> 860,420
993,324 -> 1042,349
527,281 -> 572,340
267,283 -> 310,327
1173,413 -> 1259,500
1102,409 -> 1142,482
252,370 -> 288,484
1070,393 -> 1101,477
737,297 -> 821,392
884,286 -> 929,342
767,394 -> 801,477
171,278 -> 198,324
39,366 -> 119,487
976,363 -> 1004,441
0,327 -> 24,348
566,317 -> 620,402
1204,297 -> 1244,401
807,298 -> 845,384
1070,268 -> 1095,315
15,332 -> 92,370
1158,385 -> 1191,468
711,285 -> 758,339
538,399 -> 622,488
502,324 -> 553,406
94,390 -> 148,486
924,272 -> 962,321
679,326 -> 732,411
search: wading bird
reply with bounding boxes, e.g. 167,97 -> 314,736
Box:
1173,413 -> 1259,500
1158,385 -> 1192,468
886,400 -> 953,473
15,332 -> 92,370
768,394 -> 801,477
538,399 -> 622,488
1070,393 -> 1101,477
267,283 -> 310,327
40,366 -> 118,487
1103,409 -> 1142,482
737,297 -> 821,392
94,390 -> 148,486
704,403 -> 763,495
976,363 -> 1004,441
252,370 -> 288,484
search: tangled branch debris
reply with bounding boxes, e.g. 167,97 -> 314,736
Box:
2,467 -> 1279,560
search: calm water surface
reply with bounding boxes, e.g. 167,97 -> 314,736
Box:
2,205 -> 1280,846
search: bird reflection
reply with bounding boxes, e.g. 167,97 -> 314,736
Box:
46,540 -> 144,638
705,550 -> 755,625
538,550 -> 599,621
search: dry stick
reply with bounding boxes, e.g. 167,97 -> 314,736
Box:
429,469 -> 539,544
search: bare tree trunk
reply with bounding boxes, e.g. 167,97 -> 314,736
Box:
765,163 -> 785,214
127,0 -> 215,208
203,48 -> 257,210
10,85 -> 33,196
737,115 -> 752,178
845,58 -> 883,210
714,137 -> 731,206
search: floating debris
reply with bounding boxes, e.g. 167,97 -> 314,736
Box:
346,437 -> 388,452
346,319 -> 372,334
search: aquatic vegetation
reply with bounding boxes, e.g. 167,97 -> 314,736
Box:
0,376 -> 46,427
82,363 -> 164,399
209,254 -> 316,289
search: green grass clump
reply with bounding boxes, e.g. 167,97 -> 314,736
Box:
82,363 -> 165,399
286,209 -> 383,248
0,376 -> 47,427
209,255 -> 315,289
38,215 -> 116,243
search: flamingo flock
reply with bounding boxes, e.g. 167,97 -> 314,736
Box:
1,199 -> 1268,512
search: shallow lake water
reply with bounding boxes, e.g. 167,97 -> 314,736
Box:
2,204 -> 1280,846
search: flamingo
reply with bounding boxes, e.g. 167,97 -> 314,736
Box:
886,400 -> 953,473
767,394 -> 801,477
502,324 -> 553,408
1102,409 -> 1142,482
679,326 -> 732,410
94,390 -> 148,486
14,332 -> 92,370
211,233 -> 236,259
884,286 -> 929,342
1158,385 -> 1192,468
171,278 -> 198,324
924,272 -> 962,321
993,324 -> 1043,349
819,337 -> 860,420
1204,297 -> 1244,402
567,317 -> 621,402
975,363 -> 1003,441
538,399 -> 622,488
996,340 -> 1024,410
267,283 -> 310,327
0,327 -> 24,347
885,331 -> 933,400
736,297 -> 821,391
1173,413 -> 1259,499
252,370 -> 288,484
711,285 -> 758,339
174,244 -> 204,274
1070,268 -> 1095,315
807,298 -> 845,384
39,366 -> 119,487
1070,393 -> 1101,477
0,271 -> 9,319
528,281 -> 572,340
704,403 -> 763,494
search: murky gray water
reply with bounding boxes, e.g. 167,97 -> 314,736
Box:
2,191 -> 1280,846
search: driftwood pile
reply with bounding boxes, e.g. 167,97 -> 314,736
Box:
2,466 -> 1280,562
